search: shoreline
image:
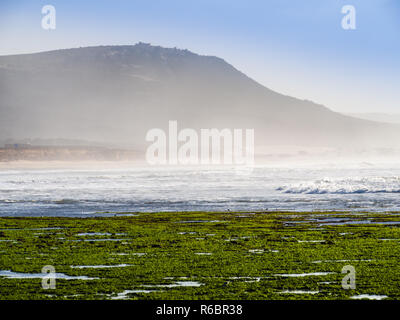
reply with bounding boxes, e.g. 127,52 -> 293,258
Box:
1,210 -> 399,219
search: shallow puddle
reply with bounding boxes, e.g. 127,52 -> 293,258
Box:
312,259 -> 372,263
70,238 -> 130,242
0,227 -> 64,231
229,276 -> 262,282
70,264 -> 133,269
351,294 -> 388,300
111,289 -> 160,300
76,232 -> 112,236
248,249 -> 264,254
280,290 -> 319,294
143,281 -> 203,288
0,270 -> 98,280
273,272 -> 333,277
176,220 -> 227,224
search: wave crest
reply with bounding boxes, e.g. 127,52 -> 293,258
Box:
277,177 -> 400,194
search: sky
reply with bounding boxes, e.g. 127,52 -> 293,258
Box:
0,0 -> 399,114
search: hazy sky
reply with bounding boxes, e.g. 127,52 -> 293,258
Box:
0,0 -> 399,114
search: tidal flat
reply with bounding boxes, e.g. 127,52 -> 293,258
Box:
1,211 -> 400,300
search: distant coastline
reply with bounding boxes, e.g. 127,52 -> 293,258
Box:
0,144 -> 141,162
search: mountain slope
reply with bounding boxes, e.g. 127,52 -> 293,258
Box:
0,43 -> 399,150
346,113 -> 400,125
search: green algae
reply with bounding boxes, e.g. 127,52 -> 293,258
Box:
1,211 -> 400,300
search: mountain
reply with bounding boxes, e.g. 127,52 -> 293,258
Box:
346,113 -> 400,125
0,42 -> 399,152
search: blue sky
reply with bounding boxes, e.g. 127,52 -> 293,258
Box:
0,0 -> 399,113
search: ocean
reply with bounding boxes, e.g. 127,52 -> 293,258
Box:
1,162 -> 400,217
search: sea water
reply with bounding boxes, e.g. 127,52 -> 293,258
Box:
1,162 -> 400,216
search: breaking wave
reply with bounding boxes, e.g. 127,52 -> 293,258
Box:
278,177 -> 400,194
